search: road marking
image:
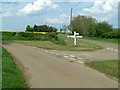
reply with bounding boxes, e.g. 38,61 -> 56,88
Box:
69,55 -> 75,58
107,48 -> 118,52
77,60 -> 84,64
63,56 -> 69,58
115,50 -> 118,52
45,50 -> 49,53
107,48 -> 110,50
33,47 -> 36,48
77,57 -> 82,60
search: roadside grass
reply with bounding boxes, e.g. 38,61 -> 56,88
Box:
14,34 -> 102,51
2,47 -> 28,88
85,60 -> 119,80
0,46 -> 2,89
85,37 -> 119,45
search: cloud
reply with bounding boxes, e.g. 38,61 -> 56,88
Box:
17,0 -> 59,15
80,0 -> 118,27
47,18 -> 64,24
1,11 -> 13,17
60,13 -> 68,18
46,13 -> 69,24
83,0 -> 117,13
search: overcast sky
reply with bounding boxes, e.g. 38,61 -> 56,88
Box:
0,0 -> 119,31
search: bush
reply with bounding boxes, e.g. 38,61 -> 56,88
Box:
2,32 -> 16,40
105,30 -> 119,39
2,31 -> 59,40
47,32 -> 58,40
18,32 -> 32,38
52,38 -> 66,45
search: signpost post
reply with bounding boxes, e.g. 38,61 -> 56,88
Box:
67,31 -> 83,46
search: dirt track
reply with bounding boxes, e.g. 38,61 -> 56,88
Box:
3,42 -> 118,88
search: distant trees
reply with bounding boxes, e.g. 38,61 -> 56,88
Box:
70,15 -> 119,39
25,25 -> 57,32
33,25 -> 37,32
60,25 -> 68,33
26,25 -> 33,32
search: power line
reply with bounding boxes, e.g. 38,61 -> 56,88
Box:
72,2 -> 80,9
70,2 -> 80,32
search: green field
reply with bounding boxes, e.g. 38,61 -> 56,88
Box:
13,34 -> 102,51
85,60 -> 119,80
85,37 -> 119,45
2,47 -> 28,88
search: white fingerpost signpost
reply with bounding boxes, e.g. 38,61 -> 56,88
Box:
67,31 -> 83,46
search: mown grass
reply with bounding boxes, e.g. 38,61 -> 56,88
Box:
14,34 -> 102,51
2,47 -> 28,88
85,60 -> 119,80
85,37 -> 119,45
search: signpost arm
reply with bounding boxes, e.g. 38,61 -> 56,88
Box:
67,31 -> 83,46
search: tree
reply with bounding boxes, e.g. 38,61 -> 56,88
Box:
26,24 -> 57,32
70,15 -> 97,36
25,25 -> 33,32
61,25 -> 68,33
51,27 -> 57,32
33,24 -> 38,32
60,28 -> 63,32
95,22 -> 113,38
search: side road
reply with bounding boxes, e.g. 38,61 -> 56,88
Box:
43,39 -> 118,61
3,43 -> 118,88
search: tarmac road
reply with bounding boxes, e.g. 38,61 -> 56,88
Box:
3,43 -> 118,88
39,39 -> 118,61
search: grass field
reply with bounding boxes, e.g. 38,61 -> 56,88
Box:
14,34 -> 102,51
2,47 -> 28,88
85,60 -> 119,80
85,37 -> 119,45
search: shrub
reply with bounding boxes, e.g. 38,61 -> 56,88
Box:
47,32 -> 58,40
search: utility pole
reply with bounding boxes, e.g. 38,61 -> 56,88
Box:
70,2 -> 80,33
70,8 -> 73,33
46,21 -> 47,26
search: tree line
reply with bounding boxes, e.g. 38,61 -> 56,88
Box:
69,15 -> 119,38
25,24 -> 57,32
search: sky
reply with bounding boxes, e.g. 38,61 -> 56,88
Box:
0,0 -> 119,31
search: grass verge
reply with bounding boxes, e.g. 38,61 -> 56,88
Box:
13,34 -> 102,51
85,60 -> 119,80
0,47 -> 2,89
85,37 -> 119,45
2,47 -> 28,88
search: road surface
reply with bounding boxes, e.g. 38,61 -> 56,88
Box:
38,39 -> 118,61
3,42 -> 118,88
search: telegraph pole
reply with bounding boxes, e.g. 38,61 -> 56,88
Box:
70,2 -> 80,33
70,8 -> 73,33
46,21 -> 47,26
